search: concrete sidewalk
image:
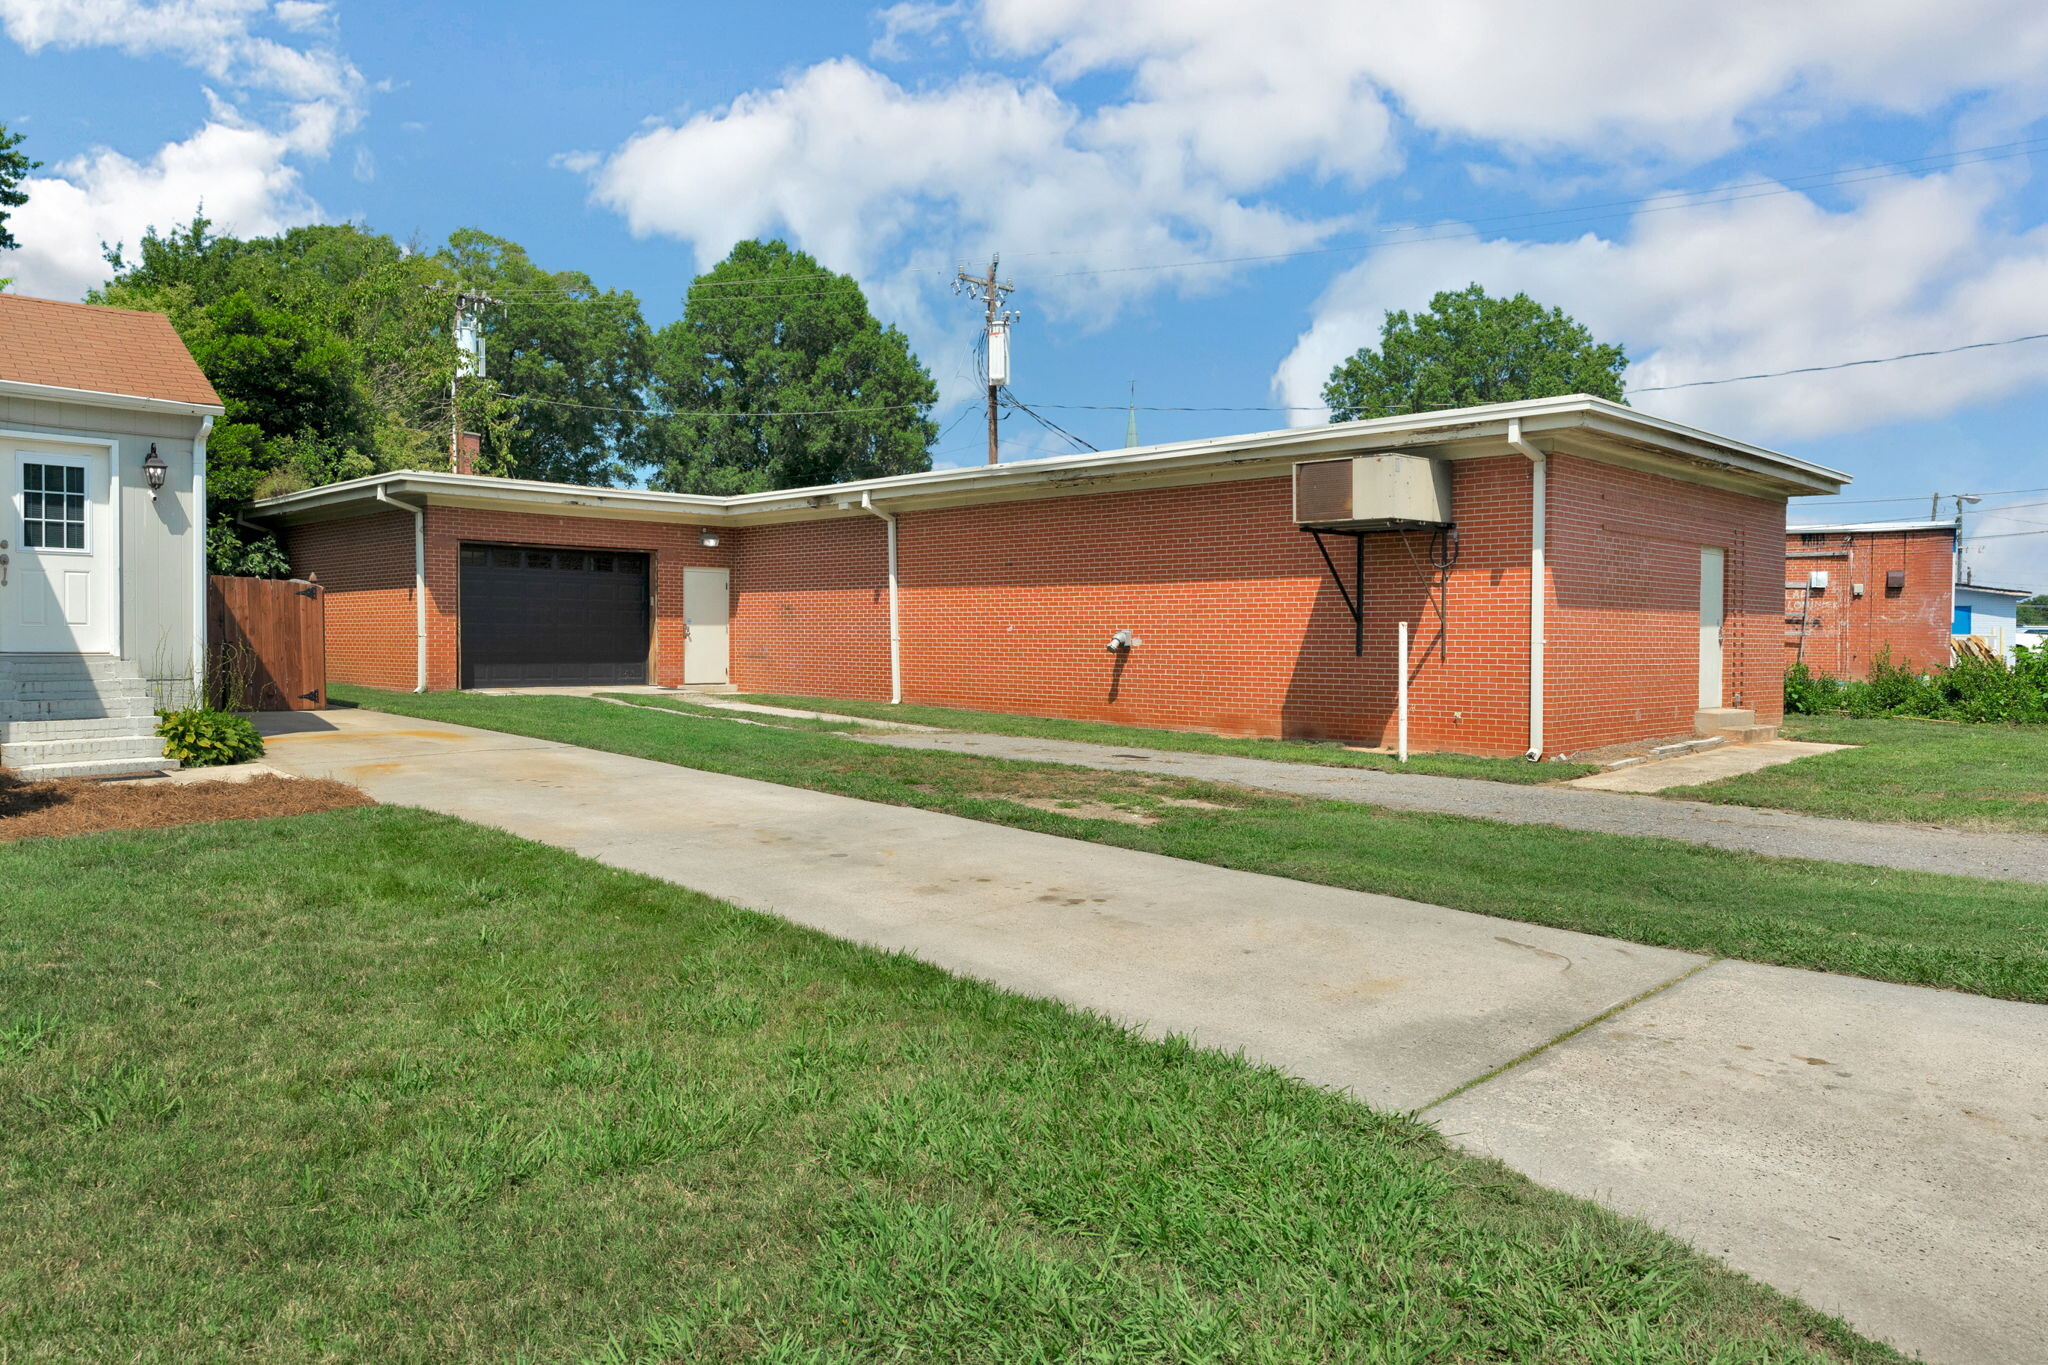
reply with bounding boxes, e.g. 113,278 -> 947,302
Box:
851,729 -> 2048,884
260,708 -> 2048,1364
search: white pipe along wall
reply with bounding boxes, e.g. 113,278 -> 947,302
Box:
191,413 -> 213,704
1506,418 -> 1547,759
860,491 -> 902,704
375,487 -> 427,692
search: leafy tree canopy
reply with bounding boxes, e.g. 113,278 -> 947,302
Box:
0,121 -> 39,272
1323,283 -> 1628,421
649,239 -> 937,494
2019,595 -> 2047,627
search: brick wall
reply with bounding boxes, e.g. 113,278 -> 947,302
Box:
1548,455 -> 1789,750
729,518 -> 893,700
1783,527 -> 1954,678
282,509 -> 418,691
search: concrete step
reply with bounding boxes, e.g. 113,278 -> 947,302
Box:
0,714 -> 160,742
1694,707 -> 1756,737
2,734 -> 169,769
0,654 -> 136,679
0,697 -> 159,723
7,755 -> 181,781
1709,724 -> 1781,744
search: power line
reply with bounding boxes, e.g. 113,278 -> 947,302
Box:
499,390 -> 931,420
1000,393 -> 1098,453
1627,329 -> 2048,393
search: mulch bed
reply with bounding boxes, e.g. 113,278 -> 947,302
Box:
0,771 -> 373,842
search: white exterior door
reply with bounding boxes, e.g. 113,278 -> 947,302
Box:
5,445 -> 116,653
683,567 -> 730,685
1698,546 -> 1725,708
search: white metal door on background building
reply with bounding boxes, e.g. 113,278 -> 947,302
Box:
4,443 -> 116,653
1698,546 -> 1725,708
683,567 -> 730,685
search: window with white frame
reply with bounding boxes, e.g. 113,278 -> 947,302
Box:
22,462 -> 88,550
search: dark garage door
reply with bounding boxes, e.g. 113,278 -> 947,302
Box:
459,544 -> 650,687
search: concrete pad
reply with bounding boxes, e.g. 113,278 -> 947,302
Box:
1430,961 -> 2048,1364
122,760 -> 289,786
1569,740 -> 1854,793
259,708 -> 1701,1112
685,697 -> 943,731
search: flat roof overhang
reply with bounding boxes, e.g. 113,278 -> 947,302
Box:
249,394 -> 1851,529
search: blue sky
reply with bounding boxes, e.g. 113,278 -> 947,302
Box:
4,0 -> 2047,584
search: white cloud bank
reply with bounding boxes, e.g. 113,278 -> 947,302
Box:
0,0 -> 364,298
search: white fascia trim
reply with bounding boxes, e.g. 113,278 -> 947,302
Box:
0,376 -> 226,418
249,395 -> 1853,523
1789,520 -> 1958,534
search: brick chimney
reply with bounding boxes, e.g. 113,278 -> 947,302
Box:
454,430 -> 481,476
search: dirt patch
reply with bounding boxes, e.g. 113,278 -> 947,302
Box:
0,771 -> 372,842
986,794 -> 1160,825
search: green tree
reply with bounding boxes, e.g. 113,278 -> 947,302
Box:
649,239 -> 937,494
440,229 -> 653,485
0,121 -> 39,280
2019,596 -> 2047,627
1323,283 -> 1628,421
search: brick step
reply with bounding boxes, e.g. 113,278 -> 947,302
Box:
0,714 -> 161,742
7,755 -> 180,781
2,734 -> 169,768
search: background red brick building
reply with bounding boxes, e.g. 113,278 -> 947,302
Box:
259,397 -> 1846,760
1783,520 -> 1957,678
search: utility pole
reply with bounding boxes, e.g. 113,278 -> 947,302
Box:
954,256 -> 1015,464
430,283 -> 497,474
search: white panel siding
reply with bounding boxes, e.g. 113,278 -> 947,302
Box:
0,396 -> 205,704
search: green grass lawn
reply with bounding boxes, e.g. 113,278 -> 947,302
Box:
1668,715 -> 2048,833
0,809 -> 1896,1362
722,690 -> 1598,783
331,686 -> 2048,1003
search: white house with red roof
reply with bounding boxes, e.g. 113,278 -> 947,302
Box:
0,292 -> 224,777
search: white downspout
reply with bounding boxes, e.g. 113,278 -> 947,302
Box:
376,486 -> 427,692
191,414 -> 213,707
859,491 -> 902,704
1507,418 -> 1546,760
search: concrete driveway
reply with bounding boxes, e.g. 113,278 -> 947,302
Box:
259,707 -> 2048,1365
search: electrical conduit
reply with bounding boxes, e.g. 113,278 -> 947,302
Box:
1507,417 -> 1546,760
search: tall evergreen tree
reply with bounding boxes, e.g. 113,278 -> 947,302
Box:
1323,284 -> 1628,421
649,239 -> 937,494
0,121 -> 39,275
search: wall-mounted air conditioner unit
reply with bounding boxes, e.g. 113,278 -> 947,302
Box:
1293,455 -> 1452,528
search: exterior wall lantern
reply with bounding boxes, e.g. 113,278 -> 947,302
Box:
698,528 -> 721,548
142,443 -> 169,501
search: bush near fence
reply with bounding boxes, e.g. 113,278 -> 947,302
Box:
1786,644 -> 2048,723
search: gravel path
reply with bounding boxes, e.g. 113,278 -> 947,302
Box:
851,730 -> 2048,884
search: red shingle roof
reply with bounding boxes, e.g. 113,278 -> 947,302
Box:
0,293 -> 223,409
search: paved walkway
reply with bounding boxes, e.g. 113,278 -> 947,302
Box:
1567,738 -> 1852,792
259,709 -> 2048,1365
850,730 -> 2048,883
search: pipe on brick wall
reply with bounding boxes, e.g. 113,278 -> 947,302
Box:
1507,417 -> 1547,760
859,491 -> 902,704
375,487 -> 427,692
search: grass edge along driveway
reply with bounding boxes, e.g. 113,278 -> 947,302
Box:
0,806 -> 1900,1362
330,686 -> 2048,1005
725,690 -> 1599,783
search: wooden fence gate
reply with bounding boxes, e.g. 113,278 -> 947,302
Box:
207,576 -> 327,710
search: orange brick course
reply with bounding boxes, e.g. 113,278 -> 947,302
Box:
1782,526 -> 1955,678
284,453 -> 1792,758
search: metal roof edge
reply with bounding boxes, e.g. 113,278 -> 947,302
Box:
0,376 -> 226,418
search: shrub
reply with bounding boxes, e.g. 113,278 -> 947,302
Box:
1783,660 -> 1840,715
1786,643 -> 2048,724
157,708 -> 265,768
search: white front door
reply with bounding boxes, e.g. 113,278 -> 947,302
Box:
5,446 -> 117,653
683,567 -> 729,685
1698,546 -> 1725,708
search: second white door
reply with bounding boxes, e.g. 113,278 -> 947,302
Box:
683,567 -> 729,685
5,445 -> 116,654
1698,546 -> 1725,708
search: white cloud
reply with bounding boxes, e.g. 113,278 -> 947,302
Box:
1272,167 -> 2048,442
589,57 -> 1342,322
0,0 -> 366,297
981,0 -> 2048,161
869,1 -> 962,61
5,120 -> 317,298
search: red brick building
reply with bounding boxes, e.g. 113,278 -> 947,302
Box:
253,396 -> 1847,760
1783,520 -> 1957,678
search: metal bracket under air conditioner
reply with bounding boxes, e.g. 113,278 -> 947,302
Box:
1305,527 -> 1367,656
